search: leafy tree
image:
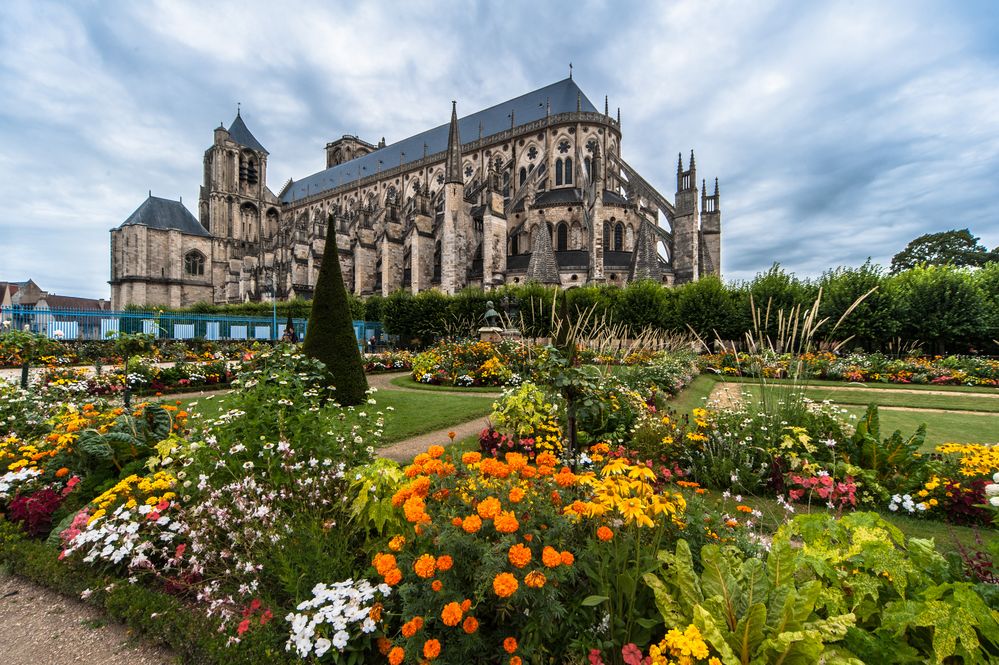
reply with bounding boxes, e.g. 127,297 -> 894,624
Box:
675,275 -> 741,343
972,261 -> 999,353
302,232 -> 368,406
817,261 -> 898,351
740,264 -> 817,342
890,265 -> 985,354
613,280 -> 676,334
890,229 -> 992,273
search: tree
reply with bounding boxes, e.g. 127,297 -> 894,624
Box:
302,229 -> 368,406
890,265 -> 985,354
817,261 -> 897,351
890,229 -> 991,273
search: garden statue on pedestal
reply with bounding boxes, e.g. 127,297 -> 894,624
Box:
478,300 -> 504,343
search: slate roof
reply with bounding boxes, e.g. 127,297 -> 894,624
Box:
118,196 -> 210,237
282,78 -> 599,203
228,112 -> 268,154
602,190 -> 629,205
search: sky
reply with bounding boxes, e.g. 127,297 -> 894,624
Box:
1,0 -> 998,299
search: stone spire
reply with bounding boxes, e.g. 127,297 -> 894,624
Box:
629,219 -> 663,282
445,101 -> 462,184
525,224 -> 560,285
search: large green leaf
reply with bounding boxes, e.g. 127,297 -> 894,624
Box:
732,602 -> 767,663
693,604 -> 740,665
882,597 -> 981,664
643,573 -> 686,629
701,545 -> 742,631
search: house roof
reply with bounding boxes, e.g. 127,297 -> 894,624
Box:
118,195 -> 210,237
282,78 -> 599,203
228,111 -> 268,154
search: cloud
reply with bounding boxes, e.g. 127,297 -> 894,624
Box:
1,0 -> 997,298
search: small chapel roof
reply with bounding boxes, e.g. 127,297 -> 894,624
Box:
283,77 -> 599,203
228,111 -> 268,154
117,195 -> 210,237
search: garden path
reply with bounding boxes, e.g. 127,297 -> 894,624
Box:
367,372 -> 494,462
707,381 -> 744,410
0,573 -> 176,665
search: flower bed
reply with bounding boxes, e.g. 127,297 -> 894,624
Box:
364,350 -> 414,374
699,351 -> 999,386
35,357 -> 234,397
0,343 -> 996,664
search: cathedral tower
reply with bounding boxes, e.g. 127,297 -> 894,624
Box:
440,102 -> 473,294
699,178 -> 721,277
672,151 -> 700,283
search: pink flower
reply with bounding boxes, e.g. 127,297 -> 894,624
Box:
175,543 -> 186,558
622,643 -> 644,665
588,649 -> 605,665
237,619 -> 251,636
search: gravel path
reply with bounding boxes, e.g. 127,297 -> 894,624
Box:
707,381 -> 744,409
0,573 -> 177,665
802,384 -> 999,398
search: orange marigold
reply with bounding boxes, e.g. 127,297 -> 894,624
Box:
55,467 -> 70,478
423,638 -> 441,660
519,465 -> 537,479
451,516 -> 463,527
428,445 -> 445,459
493,572 -> 519,598
401,616 -> 424,638
511,658 -> 523,665
523,533 -> 533,542
403,495 -> 430,524
536,452 -> 557,467
388,646 -> 405,665
550,490 -> 562,505
537,465 -> 555,477
477,496 -> 502,520
462,616 -> 479,634
441,601 -> 463,626
504,636 -> 518,653
524,571 -> 546,588
462,514 -> 482,534
462,451 -> 482,465
504,452 -> 528,471
413,554 -> 437,578
373,552 -> 397,576
508,486 -> 526,503
555,468 -> 577,487
431,580 -> 443,592
494,511 -> 519,534
508,543 -> 532,568
560,550 -> 575,566
460,599 -> 472,611
542,546 -> 561,568
597,526 -> 614,541
369,603 -> 383,622
384,568 -> 402,586
736,505 -> 753,513
388,535 -> 406,552
377,637 -> 392,655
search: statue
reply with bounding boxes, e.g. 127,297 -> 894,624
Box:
483,301 -> 502,329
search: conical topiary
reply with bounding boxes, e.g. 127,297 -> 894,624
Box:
302,227 -> 369,406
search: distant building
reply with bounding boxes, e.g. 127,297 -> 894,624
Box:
0,279 -> 110,339
110,77 -> 722,308
0,279 -> 109,311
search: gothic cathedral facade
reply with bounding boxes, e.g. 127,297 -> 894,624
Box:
110,78 -> 721,309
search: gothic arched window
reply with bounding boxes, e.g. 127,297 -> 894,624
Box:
184,250 -> 205,276
519,167 -> 527,186
556,223 -> 568,251
511,234 -> 519,255
603,222 -> 611,252
584,157 -> 591,180
614,223 -> 624,251
555,159 -> 564,187
564,157 -> 573,185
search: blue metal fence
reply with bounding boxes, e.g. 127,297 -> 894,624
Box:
1,306 -> 383,349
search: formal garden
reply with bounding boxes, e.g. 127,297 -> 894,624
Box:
1,258 -> 998,663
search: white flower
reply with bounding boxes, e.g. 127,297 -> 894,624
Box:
990,496 -> 999,507
313,638 -> 332,657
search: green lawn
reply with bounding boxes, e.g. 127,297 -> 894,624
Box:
664,374 -> 718,416
389,375 -> 503,394
720,375 -> 999,394
171,389 -> 495,445
802,387 -> 999,413
839,406 -> 997,449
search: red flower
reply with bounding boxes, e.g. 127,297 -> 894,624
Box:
237,619 -> 251,635
174,543 -> 186,558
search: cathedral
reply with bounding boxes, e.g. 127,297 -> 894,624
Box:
109,77 -> 722,309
